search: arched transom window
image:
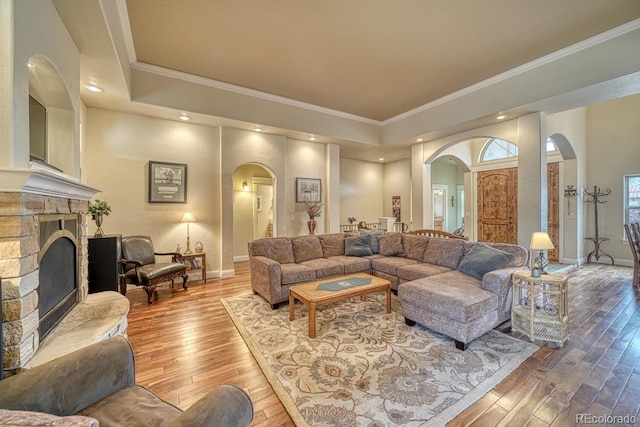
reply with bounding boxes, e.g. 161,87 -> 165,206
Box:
481,137 -> 558,162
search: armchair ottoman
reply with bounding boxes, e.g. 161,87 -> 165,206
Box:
0,336 -> 253,427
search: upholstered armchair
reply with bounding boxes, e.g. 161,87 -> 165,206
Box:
120,235 -> 188,304
0,336 -> 254,426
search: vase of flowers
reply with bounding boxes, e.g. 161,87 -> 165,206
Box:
88,199 -> 111,237
304,201 -> 323,235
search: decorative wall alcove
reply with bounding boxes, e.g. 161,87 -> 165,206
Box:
28,54 -> 74,174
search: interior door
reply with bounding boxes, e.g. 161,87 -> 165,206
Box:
547,163 -> 559,261
477,168 -> 518,244
432,185 -> 447,231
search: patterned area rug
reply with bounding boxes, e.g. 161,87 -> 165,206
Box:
222,292 -> 538,427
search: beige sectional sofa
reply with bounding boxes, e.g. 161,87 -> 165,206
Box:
248,232 -> 529,349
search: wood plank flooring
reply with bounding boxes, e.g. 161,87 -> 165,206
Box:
125,263 -> 640,426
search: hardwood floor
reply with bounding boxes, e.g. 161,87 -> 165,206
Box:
125,263 -> 640,426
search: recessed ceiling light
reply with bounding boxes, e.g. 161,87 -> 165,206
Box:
496,114 -> 507,120
417,138 -> 424,142
309,135 -> 316,141
83,84 -> 103,93
178,113 -> 191,121
379,157 -> 385,161
254,126 -> 262,132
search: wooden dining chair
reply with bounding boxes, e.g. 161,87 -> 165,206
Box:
623,224 -> 640,289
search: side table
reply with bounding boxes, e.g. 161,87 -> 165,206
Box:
175,253 -> 207,283
511,270 -> 569,346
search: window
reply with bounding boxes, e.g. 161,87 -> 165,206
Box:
480,137 -> 557,162
625,175 -> 640,226
481,138 -> 518,162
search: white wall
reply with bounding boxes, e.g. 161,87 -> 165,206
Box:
340,158 -> 384,225
84,108 -> 221,277
586,93 -> 640,265
383,159 -> 411,226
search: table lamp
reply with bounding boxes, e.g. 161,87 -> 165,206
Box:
530,232 -> 554,277
180,211 -> 197,254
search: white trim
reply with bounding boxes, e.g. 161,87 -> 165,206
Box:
234,255 -> 249,262
0,168 -> 100,200
114,0 -> 137,66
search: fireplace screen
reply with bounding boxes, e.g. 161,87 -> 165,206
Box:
38,215 -> 78,340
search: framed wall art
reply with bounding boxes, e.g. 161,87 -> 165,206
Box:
296,178 -> 321,203
148,161 -> 187,203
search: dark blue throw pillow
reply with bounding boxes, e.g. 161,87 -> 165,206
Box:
345,234 -> 373,257
458,243 -> 514,279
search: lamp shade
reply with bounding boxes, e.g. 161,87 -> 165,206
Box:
180,211 -> 196,223
530,232 -> 554,250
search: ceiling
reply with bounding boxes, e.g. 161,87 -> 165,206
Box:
52,0 -> 640,163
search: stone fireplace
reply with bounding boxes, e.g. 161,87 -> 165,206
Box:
0,169 -> 127,374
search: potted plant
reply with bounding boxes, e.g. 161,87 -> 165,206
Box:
88,199 -> 111,237
304,201 -> 322,235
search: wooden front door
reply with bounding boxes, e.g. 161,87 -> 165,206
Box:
547,163 -> 560,261
477,168 -> 518,244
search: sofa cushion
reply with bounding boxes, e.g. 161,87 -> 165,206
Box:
249,237 -> 294,264
359,229 -> 385,254
78,385 -> 181,427
402,234 -> 429,261
397,263 -> 454,282
371,256 -> 419,276
327,255 -> 371,274
398,271 -> 496,323
0,409 -> 98,427
378,233 -> 404,256
318,233 -> 347,257
291,236 -> 324,263
458,243 -> 515,279
298,258 -> 344,278
280,263 -> 316,285
423,237 -> 466,269
345,235 -> 373,256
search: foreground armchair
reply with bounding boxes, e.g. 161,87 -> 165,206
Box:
0,336 -> 253,427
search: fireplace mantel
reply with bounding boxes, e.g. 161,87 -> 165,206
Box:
0,168 -> 99,200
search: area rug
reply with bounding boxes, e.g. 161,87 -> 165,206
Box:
222,292 -> 538,427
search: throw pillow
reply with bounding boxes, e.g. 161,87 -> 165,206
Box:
378,233 -> 404,256
345,234 -> 373,257
458,243 -> 515,279
359,229 -> 385,254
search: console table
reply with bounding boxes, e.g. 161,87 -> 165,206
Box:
511,270 -> 569,347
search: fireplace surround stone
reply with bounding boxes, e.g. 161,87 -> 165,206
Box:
0,170 -> 128,375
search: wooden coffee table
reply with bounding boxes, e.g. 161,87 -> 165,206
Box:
289,272 -> 391,338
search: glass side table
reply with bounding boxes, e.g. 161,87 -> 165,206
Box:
511,270 -> 569,347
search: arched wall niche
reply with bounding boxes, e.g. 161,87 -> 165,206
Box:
28,54 -> 75,174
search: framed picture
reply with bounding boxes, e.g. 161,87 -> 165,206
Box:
256,195 -> 263,212
148,161 -> 187,203
296,178 -> 321,203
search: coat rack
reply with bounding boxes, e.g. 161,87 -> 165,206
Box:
584,186 -> 614,264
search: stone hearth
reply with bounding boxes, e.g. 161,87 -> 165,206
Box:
0,169 -> 129,374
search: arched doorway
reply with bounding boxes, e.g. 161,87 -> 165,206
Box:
233,163 -> 274,262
